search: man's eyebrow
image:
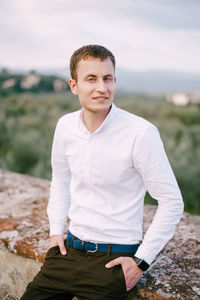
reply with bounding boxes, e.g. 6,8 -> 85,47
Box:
85,74 -> 97,78
85,73 -> 113,78
104,74 -> 113,78
104,73 -> 113,77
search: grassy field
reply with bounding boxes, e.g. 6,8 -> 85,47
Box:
0,92 -> 199,214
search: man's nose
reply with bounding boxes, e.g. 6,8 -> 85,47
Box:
96,80 -> 107,93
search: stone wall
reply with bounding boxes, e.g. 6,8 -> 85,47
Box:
0,169 -> 199,300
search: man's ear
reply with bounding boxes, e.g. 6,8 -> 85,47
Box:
69,79 -> 78,95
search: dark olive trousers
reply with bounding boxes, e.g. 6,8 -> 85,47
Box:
20,239 -> 136,300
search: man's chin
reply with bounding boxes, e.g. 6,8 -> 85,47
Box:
87,103 -> 112,113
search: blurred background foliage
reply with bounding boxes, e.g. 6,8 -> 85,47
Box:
0,92 -> 200,214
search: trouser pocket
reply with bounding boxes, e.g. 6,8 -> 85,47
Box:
111,264 -> 127,293
45,245 -> 60,258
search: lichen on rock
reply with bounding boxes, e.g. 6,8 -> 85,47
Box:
0,168 -> 199,300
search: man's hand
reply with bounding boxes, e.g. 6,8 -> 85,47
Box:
105,257 -> 143,291
49,234 -> 67,255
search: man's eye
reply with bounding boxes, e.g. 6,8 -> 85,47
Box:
105,77 -> 111,81
88,78 -> 95,82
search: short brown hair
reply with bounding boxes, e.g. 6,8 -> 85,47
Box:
70,45 -> 115,81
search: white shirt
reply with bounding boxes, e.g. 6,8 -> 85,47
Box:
47,103 -> 183,264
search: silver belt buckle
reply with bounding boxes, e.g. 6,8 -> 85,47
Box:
87,242 -> 98,253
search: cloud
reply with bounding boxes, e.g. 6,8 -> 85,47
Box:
123,0 -> 200,31
0,0 -> 200,72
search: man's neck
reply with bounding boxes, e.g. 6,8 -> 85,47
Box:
81,106 -> 112,134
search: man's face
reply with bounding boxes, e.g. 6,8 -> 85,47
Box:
69,58 -> 116,114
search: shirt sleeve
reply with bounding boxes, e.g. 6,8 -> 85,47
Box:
47,118 -> 71,236
133,124 -> 184,264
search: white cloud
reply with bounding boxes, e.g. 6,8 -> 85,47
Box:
0,0 -> 200,73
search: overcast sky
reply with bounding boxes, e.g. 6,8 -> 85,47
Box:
0,0 -> 200,73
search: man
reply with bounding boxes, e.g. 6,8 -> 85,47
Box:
21,45 -> 184,300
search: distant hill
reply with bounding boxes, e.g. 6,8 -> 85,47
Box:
0,68 -> 68,96
38,67 -> 200,94
116,69 -> 200,94
0,66 -> 199,94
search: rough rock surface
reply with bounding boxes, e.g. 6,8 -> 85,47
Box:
0,168 -> 199,300
0,245 -> 41,299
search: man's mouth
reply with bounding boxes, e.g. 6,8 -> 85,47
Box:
93,96 -> 108,101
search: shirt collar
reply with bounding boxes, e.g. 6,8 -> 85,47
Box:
79,103 -> 118,136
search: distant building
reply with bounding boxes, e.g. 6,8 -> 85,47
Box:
166,92 -> 200,106
53,78 -> 66,92
20,72 -> 40,89
2,78 -> 16,89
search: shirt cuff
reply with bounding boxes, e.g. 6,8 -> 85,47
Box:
49,223 -> 66,236
134,244 -> 157,265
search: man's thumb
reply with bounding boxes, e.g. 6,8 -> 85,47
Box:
105,257 -> 121,268
59,241 -> 67,255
